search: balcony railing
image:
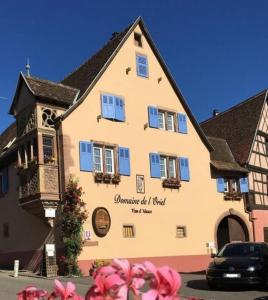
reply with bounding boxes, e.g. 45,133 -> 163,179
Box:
18,164 -> 59,201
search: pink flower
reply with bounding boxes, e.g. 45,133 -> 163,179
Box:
17,286 -> 48,300
142,261 -> 181,300
85,266 -> 125,300
112,259 -> 145,295
48,280 -> 84,300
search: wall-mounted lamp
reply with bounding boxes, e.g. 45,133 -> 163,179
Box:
97,115 -> 102,122
157,77 -> 162,84
126,67 -> 131,75
144,123 -> 148,130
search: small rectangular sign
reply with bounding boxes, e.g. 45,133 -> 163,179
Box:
223,273 -> 241,278
46,244 -> 55,257
45,208 -> 56,218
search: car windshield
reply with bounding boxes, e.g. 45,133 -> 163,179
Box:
217,243 -> 263,257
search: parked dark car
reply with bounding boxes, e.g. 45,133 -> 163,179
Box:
206,242 -> 268,289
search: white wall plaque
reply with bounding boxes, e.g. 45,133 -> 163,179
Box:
45,208 -> 56,218
46,244 -> 55,257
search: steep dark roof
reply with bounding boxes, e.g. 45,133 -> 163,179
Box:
61,25 -> 132,96
201,90 -> 267,164
25,76 -> 79,107
0,122 -> 17,163
207,136 -> 248,173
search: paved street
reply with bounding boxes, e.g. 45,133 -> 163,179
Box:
0,272 -> 268,299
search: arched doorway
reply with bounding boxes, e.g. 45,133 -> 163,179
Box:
217,215 -> 249,251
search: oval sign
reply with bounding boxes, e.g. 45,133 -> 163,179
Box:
92,207 -> 111,237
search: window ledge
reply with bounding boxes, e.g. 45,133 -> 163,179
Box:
224,192 -> 242,201
94,173 -> 121,184
162,178 -> 181,189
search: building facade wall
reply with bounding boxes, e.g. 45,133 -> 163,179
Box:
0,162 -> 53,271
61,24 -> 252,274
248,101 -> 268,241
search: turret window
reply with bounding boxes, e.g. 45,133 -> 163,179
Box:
43,135 -> 53,163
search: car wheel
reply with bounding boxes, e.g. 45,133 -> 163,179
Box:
207,280 -> 218,290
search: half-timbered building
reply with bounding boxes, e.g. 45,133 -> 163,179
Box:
201,90 -> 268,242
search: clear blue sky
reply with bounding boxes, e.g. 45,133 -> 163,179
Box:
1,0 -> 268,133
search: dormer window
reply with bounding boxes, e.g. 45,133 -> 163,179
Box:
134,32 -> 142,47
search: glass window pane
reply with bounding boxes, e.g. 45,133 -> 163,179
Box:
167,114 -> 174,131
169,159 -> 176,178
93,147 -> 102,172
160,157 -> 167,178
158,112 -> 165,130
43,136 -> 53,162
105,149 -> 114,174
231,179 -> 238,192
224,178 -> 229,192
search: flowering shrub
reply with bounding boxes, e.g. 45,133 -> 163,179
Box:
58,177 -> 88,276
17,259 -> 201,300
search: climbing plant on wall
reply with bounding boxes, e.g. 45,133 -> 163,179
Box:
58,176 -> 88,276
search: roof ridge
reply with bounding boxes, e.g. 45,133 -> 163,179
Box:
61,23 -> 133,84
27,76 -> 79,92
201,89 -> 268,125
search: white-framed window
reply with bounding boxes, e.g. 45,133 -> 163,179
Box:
160,157 -> 167,178
105,148 -> 114,174
93,147 -> 103,172
168,158 -> 176,178
167,113 -> 174,131
160,156 -> 177,179
224,178 -> 239,193
158,112 -> 165,130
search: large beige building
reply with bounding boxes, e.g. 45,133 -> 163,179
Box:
0,17 -> 252,274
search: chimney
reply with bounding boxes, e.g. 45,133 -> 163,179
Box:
213,109 -> 219,117
110,32 -> 119,40
25,58 -> 30,77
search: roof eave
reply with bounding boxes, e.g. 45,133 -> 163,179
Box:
9,72 -> 35,115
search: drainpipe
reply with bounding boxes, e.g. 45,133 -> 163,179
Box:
55,117 -> 64,204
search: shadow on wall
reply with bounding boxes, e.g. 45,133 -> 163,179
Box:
0,225 -> 54,272
59,134 -> 75,187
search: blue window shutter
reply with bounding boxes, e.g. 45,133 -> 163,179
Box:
239,177 -> 249,193
136,55 -> 148,77
217,178 -> 225,193
101,94 -> 109,118
2,168 -> 8,193
101,94 -> 115,119
149,153 -> 160,178
148,106 -> 159,128
179,157 -> 190,181
79,141 -> 93,171
118,147 -> 130,175
115,97 -> 125,121
178,113 -> 188,134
